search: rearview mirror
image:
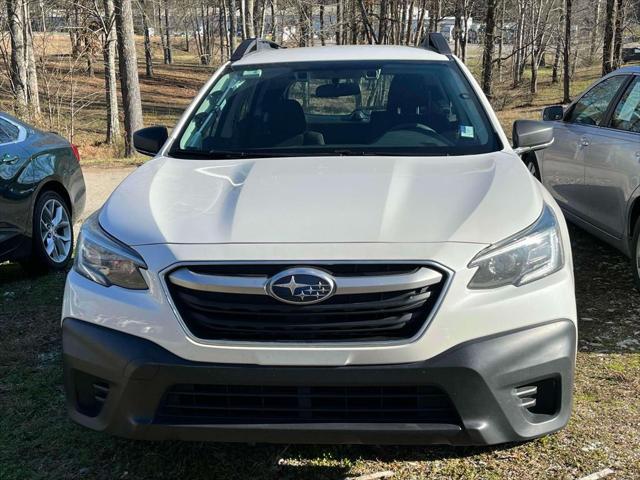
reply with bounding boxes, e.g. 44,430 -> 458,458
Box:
512,120 -> 554,156
133,126 -> 168,157
315,82 -> 361,98
542,105 -> 564,121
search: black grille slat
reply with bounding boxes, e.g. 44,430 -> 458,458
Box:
156,384 -> 461,425
187,264 -> 421,277
190,314 -> 413,332
176,290 -> 431,315
166,263 -> 446,342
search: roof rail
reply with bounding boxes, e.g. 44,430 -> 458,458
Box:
420,32 -> 452,56
230,37 -> 286,62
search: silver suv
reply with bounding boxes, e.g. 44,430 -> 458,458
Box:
525,67 -> 640,287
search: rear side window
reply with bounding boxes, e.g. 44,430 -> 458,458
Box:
0,117 -> 20,144
611,77 -> 640,133
566,76 -> 627,126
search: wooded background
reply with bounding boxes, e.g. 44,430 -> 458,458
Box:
1,0 -> 640,158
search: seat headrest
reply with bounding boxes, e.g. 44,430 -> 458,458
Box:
266,99 -> 306,142
387,74 -> 431,115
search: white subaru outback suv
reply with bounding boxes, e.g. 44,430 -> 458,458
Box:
62,35 -> 577,445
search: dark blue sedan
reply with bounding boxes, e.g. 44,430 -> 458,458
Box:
0,112 -> 85,271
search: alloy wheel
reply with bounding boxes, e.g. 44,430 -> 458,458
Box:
39,198 -> 72,263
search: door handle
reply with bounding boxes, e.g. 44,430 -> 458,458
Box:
0,155 -> 19,165
1,154 -> 19,164
579,136 -> 590,147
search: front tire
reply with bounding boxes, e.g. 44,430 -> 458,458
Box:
23,191 -> 74,272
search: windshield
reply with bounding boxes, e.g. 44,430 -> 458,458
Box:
172,61 -> 501,158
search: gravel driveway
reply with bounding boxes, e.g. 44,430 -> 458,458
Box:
79,166 -> 136,222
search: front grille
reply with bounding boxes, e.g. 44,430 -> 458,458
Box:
156,384 -> 461,425
165,263 -> 448,342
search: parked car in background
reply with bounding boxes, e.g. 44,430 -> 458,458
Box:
622,46 -> 640,64
63,36 -> 576,446
523,66 -> 640,288
0,112 -> 85,271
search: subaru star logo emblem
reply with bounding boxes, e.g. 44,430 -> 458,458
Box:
267,267 -> 336,305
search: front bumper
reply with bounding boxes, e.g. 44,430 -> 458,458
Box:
63,318 -> 575,445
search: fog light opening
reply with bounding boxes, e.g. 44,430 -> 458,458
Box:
515,377 -> 560,417
72,370 -> 110,417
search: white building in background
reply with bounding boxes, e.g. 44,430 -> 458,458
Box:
429,16 -> 476,42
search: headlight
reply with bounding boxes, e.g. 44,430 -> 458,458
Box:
468,204 -> 563,289
74,212 -> 148,289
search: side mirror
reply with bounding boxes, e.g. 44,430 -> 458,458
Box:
133,126 -> 168,156
542,105 -> 564,121
512,120 -> 554,156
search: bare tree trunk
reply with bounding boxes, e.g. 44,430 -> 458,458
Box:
414,0 -> 427,44
219,1 -> 227,61
336,0 -> 342,45
512,0 -> 524,86
258,0 -> 267,36
378,0 -> 388,44
350,0 -> 357,44
613,0 -> 624,68
23,0 -> 40,116
270,0 -> 278,42
114,0 -> 144,157
6,0 -> 28,117
358,0 -> 378,44
245,0 -> 255,37
404,0 -> 414,45
453,0 -> 461,56
239,0 -> 247,39
496,0 -> 504,79
319,1 -> 325,45
481,0 -> 497,97
588,0 -> 601,65
102,0 -> 120,143
552,13 -> 562,84
163,1 -> 172,63
140,0 -> 154,77
563,0 -> 572,103
602,0 -> 615,75
460,0 -> 472,62
228,0 -> 237,51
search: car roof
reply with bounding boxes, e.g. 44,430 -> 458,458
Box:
232,44 -> 450,67
609,66 -> 640,75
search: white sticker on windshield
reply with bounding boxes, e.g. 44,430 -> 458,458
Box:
460,125 -> 475,138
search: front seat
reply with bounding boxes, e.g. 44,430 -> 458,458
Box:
266,99 -> 325,147
371,74 -> 449,136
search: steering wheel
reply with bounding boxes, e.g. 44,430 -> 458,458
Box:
389,123 -> 438,134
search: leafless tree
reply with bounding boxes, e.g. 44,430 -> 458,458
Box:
114,0 -> 143,156
563,0 -> 572,102
481,0 -> 498,97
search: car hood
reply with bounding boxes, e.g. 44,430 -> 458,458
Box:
100,153 -> 543,246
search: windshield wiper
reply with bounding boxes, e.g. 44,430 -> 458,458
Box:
331,149 -> 392,156
172,149 -> 296,159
